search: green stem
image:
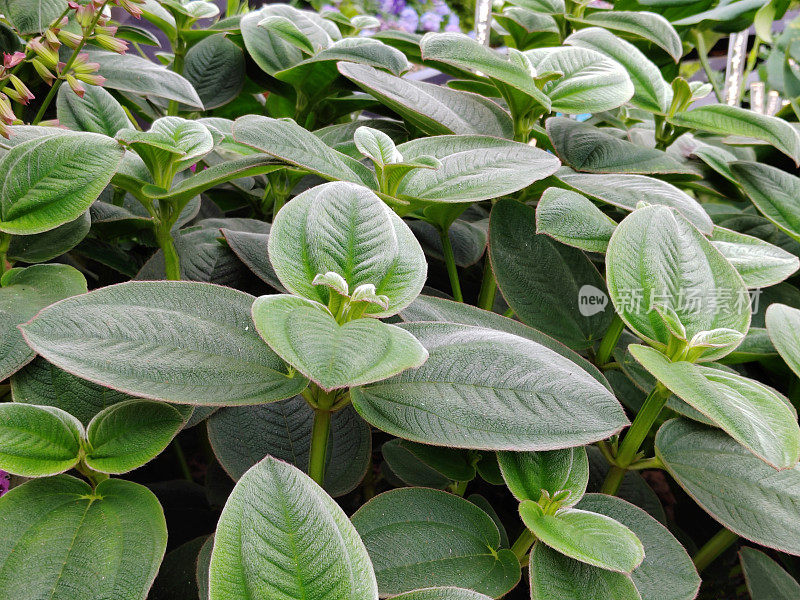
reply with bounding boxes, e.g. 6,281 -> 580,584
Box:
167,37 -> 187,116
172,439 -> 193,481
596,314 -> 625,367
439,227 -> 463,302
32,1 -> 110,124
450,480 -> 468,496
476,259 -> 497,311
156,224 -> 181,281
75,460 -> 110,488
600,382 -> 671,495
693,528 -> 739,572
308,407 -> 332,486
694,31 -> 723,102
226,0 -> 241,16
511,528 -> 537,562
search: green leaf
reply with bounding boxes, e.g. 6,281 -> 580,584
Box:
555,171 -> 712,234
498,447 -> 588,505
252,294 -> 428,391
606,205 -> 750,361
338,62 -> 513,138
267,181 -> 426,316
240,7 -> 303,75
668,106 -> 800,165
209,456 -> 378,600
395,135 -> 560,203
232,115 -> 377,187
0,403 -> 82,477
84,399 -> 185,474
655,418 -> 800,555
382,439 -> 452,489
207,397 -> 371,496
391,589 -> 494,600
740,547 -> 800,600
21,281 -> 307,406
0,476 -> 167,600
11,356 -> 138,425
732,161 -> 800,242
547,118 -> 697,176
87,48 -> 203,109
0,132 -> 124,234
57,84 -> 132,136
536,187 -> 616,253
524,47 -> 634,113
420,32 -> 552,111
493,8 -> 560,51
6,211 -> 90,263
221,228 -> 285,291
399,294 -> 609,388
565,28 -> 672,114
1,0 -> 65,34
355,125 -> 402,166
520,502 -> 644,573
766,303 -> 800,379
351,322 -> 628,450
567,11 -> 683,61
630,344 -> 800,469
529,543 -> 641,600
352,487 -> 521,597
116,117 -> 214,182
0,264 -> 87,380
183,33 -> 245,110
490,199 -> 612,350
577,494 -> 700,600
710,225 -> 799,288
259,15 -> 319,54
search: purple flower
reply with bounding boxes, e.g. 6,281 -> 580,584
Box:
420,10 -> 442,31
444,13 -> 460,31
320,3 -> 337,10
433,0 -> 450,16
398,7 -> 419,31
0,470 -> 9,497
380,0 -> 405,15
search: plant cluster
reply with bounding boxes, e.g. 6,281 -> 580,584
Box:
1,0 -> 800,598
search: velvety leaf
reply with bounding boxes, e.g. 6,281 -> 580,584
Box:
352,487 -> 521,597
6,211 -> 90,263
536,187 -> 616,253
221,228 -> 285,291
0,132 -> 124,234
631,344 -> 800,469
56,84 -> 132,136
547,118 -> 697,176
1,0 -> 66,33
395,135 -> 560,203
252,294 -> 428,391
351,322 -> 628,450
0,476 -> 167,600
183,33 -> 245,109
209,456 -> 378,600
267,181 -> 426,316
0,403 -> 82,477
655,418 -> 800,555
731,161 -> 800,242
497,447 -> 588,505
529,543 -> 641,600
381,439 -> 452,489
565,28 -> 672,114
0,264 -> 87,380
207,397 -> 371,496
710,226 -> 799,288
490,199 -> 612,349
338,62 -> 513,138
519,502 -> 644,573
766,303 -> 800,379
398,294 -> 609,388
576,494 -> 702,600
84,399 -> 185,474
555,171 -> 713,234
232,115 -> 377,187
670,106 -> 800,165
87,48 -> 203,109
391,589 -> 494,600
740,547 -> 800,600
524,47 -> 634,113
568,11 -> 682,61
21,281 -> 307,406
606,205 -> 750,361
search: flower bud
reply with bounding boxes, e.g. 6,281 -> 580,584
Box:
57,29 -> 83,49
74,71 -> 106,86
65,73 -> 86,97
0,93 -> 16,123
3,52 -> 26,70
93,34 -> 128,54
28,38 -> 59,68
8,75 -> 35,104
